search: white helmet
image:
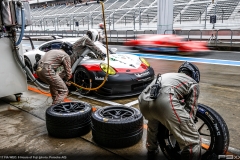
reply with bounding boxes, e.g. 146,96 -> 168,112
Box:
86,29 -> 99,42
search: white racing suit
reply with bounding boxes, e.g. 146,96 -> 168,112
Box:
138,73 -> 201,160
36,50 -> 72,105
97,28 -> 105,43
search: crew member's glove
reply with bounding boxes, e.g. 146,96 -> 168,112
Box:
147,148 -> 159,160
97,53 -> 106,60
65,81 -> 71,86
33,62 -> 38,71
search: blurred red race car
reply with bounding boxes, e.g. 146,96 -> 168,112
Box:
124,34 -> 209,55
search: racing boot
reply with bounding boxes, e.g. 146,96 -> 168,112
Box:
147,148 -> 159,160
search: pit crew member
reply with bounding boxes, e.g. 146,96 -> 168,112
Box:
36,42 -> 72,105
71,29 -> 105,66
138,61 -> 201,160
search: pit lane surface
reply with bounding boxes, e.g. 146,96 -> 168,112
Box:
0,41 -> 239,159
21,41 -> 240,150
27,42 -> 240,149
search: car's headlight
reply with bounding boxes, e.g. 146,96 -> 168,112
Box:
100,63 -> 116,75
140,57 -> 150,67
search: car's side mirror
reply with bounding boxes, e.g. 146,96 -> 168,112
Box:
111,48 -> 117,53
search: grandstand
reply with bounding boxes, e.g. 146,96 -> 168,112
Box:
28,0 -> 240,31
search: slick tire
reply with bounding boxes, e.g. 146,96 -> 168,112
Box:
24,57 -> 33,80
46,101 -> 92,138
176,51 -> 194,56
73,66 -> 92,96
24,57 -> 33,73
91,105 -> 143,148
158,103 -> 229,160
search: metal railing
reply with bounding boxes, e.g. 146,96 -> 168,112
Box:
164,30 -> 177,35
22,29 -> 240,47
188,29 -> 203,41
215,29 -> 233,47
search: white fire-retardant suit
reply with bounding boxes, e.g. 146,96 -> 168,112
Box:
98,23 -> 105,42
138,72 -> 201,160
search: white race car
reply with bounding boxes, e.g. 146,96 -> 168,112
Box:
24,38 -> 155,98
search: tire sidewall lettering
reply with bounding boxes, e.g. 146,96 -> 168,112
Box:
198,106 -> 221,136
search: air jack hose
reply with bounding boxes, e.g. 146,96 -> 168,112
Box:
15,1 -> 25,46
12,2 -> 49,90
12,42 -> 49,90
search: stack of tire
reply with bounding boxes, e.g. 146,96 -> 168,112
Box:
91,105 -> 143,148
45,101 -> 92,138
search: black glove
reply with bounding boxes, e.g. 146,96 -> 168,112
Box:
33,54 -> 42,71
147,149 -> 159,160
33,62 -> 38,71
98,53 -> 106,60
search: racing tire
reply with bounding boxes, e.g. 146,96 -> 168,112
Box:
24,57 -> 33,73
176,51 -> 193,56
158,103 -> 229,160
47,119 -> 91,138
46,101 -> 92,138
131,46 -> 138,50
73,66 -> 92,96
91,105 -> 143,148
138,46 -> 149,53
24,57 -> 33,80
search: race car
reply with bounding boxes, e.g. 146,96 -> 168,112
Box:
24,38 -> 155,98
124,34 -> 209,55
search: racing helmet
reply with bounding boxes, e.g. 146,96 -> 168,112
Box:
86,29 -> 99,42
99,23 -> 104,29
60,42 -> 73,56
178,61 -> 200,83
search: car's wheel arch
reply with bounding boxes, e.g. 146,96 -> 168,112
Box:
74,65 -> 95,80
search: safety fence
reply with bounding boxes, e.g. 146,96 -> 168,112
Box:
23,29 -> 240,47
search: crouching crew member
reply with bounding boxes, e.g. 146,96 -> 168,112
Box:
138,61 -> 201,160
36,42 -> 72,105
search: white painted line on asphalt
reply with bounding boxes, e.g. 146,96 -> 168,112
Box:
84,96 -> 122,106
202,138 -> 240,155
124,100 -> 139,107
228,147 -> 240,155
70,91 -> 121,106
